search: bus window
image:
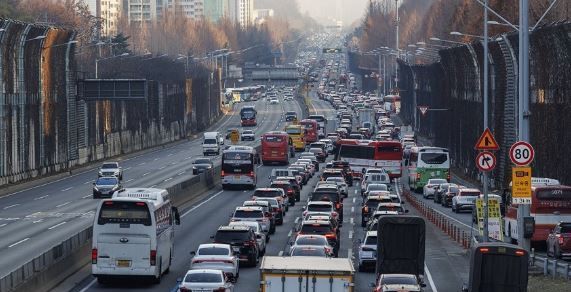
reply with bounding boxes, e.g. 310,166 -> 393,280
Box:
420,153 -> 448,164
98,201 -> 152,226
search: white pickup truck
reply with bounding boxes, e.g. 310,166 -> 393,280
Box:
259,256 -> 355,292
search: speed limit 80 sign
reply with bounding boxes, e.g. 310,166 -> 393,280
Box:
509,141 -> 535,166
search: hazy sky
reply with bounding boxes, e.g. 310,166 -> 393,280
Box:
298,0 -> 370,26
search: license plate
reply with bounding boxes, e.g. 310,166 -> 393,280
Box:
271,151 -> 277,154
232,247 -> 240,252
361,251 -> 373,258
116,260 -> 131,267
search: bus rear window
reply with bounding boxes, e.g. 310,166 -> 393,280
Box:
420,153 -> 448,164
264,136 -> 284,142
536,189 -> 571,200
339,145 -> 375,160
286,128 -> 301,135
98,201 -> 151,225
223,152 -> 251,161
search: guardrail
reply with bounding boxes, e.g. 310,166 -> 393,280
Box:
0,164 -> 224,292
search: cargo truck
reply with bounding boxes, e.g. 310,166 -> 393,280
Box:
376,216 -> 426,283
259,256 -> 355,292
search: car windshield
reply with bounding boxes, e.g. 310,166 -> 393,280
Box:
198,247 -> 229,256
291,247 -> 326,257
296,237 -> 328,246
204,138 -> 217,144
368,184 -> 388,191
194,159 -> 211,164
365,236 -> 377,245
233,210 -> 263,218
381,276 -> 417,286
214,230 -> 250,242
101,163 -> 117,169
184,273 -> 222,283
300,224 -> 332,234
96,177 -> 118,185
449,187 -> 460,193
243,131 -> 254,135
420,152 -> 448,164
308,204 -> 332,212
461,191 -> 480,197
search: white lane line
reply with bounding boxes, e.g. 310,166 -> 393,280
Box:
164,178 -> 173,182
171,162 -> 178,165
8,237 -> 30,248
287,230 -> 292,237
159,166 -> 166,170
350,218 -> 354,225
61,187 -> 73,192
125,178 -> 134,183
124,167 -> 132,170
294,217 -> 300,224
185,156 -> 193,160
0,223 -> 7,228
354,189 -> 357,195
425,264 -> 438,292
142,172 -> 150,176
352,197 -> 356,203
48,221 -> 67,230
347,248 -> 353,259
138,162 -> 146,166
168,153 -> 173,157
351,206 -> 355,213
178,171 -> 185,176
3,204 -> 19,210
83,180 -> 93,185
154,158 -> 159,161
278,251 -> 284,256
348,231 -> 353,239
56,201 -> 71,208
82,194 -> 92,199
34,195 -> 49,200
33,219 -> 44,224
79,279 -> 97,292
181,190 -> 224,218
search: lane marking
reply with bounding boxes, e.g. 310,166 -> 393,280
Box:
294,217 -> 300,224
123,167 -> 132,170
125,178 -> 134,183
56,201 -> 71,208
278,251 -> 284,256
159,166 -> 166,170
154,158 -> 159,161
33,219 -> 44,224
61,187 -> 73,192
79,279 -> 97,292
48,221 -> 67,230
83,181 -> 93,185
181,190 -> 224,218
138,162 -> 146,166
0,223 -> 7,228
150,185 -> 157,188
34,195 -> 49,200
185,156 -> 193,160
143,172 -> 150,176
8,237 -> 30,248
168,153 -> 173,157
425,264 -> 438,292
347,248 -> 353,259
177,171 -> 185,176
352,197 -> 356,203
348,231 -> 353,239
164,178 -> 173,182
351,206 -> 355,213
350,217 -> 354,225
82,194 -> 92,199
3,204 -> 19,210
287,230 -> 292,237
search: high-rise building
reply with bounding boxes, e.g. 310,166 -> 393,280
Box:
228,0 -> 253,27
168,0 -> 204,19
99,0 -> 122,37
253,8 -> 273,25
204,0 -> 226,22
127,0 -> 166,23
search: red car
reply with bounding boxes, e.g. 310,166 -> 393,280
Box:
547,222 -> 571,259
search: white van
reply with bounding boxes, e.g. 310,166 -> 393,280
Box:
203,132 -> 222,156
92,188 -> 180,284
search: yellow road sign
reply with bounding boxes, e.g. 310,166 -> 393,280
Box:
512,166 -> 532,204
230,130 -> 239,144
476,197 -> 503,241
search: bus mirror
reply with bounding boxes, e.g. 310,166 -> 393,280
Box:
172,207 -> 181,225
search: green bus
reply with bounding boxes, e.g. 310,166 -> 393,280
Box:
407,146 -> 450,192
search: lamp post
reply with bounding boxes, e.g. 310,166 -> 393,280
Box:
482,0 -> 490,242
395,0 -> 400,89
95,52 -> 129,78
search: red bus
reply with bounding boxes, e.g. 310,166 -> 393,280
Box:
261,131 -> 291,165
504,178 -> 571,244
300,119 -> 318,143
335,139 -> 403,179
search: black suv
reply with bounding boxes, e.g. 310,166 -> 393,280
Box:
213,225 -> 259,267
285,111 -> 298,121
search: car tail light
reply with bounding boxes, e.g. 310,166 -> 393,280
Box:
447,172 -> 451,181
557,234 -> 564,245
363,206 -> 369,213
248,171 -> 255,178
221,170 -> 225,177
416,172 -> 421,180
325,233 -> 336,239
91,248 -> 97,264
515,250 -> 526,256
150,250 -> 157,266
336,203 -> 341,209
479,247 -> 489,253
245,240 -> 257,247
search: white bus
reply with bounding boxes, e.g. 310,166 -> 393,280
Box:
221,146 -> 259,190
92,188 -> 180,284
406,146 -> 450,192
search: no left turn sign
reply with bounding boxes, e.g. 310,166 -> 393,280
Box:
476,151 -> 496,172
509,141 -> 535,166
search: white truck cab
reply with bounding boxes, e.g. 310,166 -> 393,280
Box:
203,132 -> 222,156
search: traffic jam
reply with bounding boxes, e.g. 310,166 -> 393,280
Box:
86,34 -> 571,292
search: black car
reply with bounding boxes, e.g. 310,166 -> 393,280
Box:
92,176 -> 121,199
285,111 -> 297,122
213,225 -> 259,267
192,157 -> 214,175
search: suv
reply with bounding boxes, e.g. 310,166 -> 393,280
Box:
452,188 -> 481,213
547,222 -> 571,259
275,176 -> 301,202
253,197 -> 283,226
298,220 -> 339,257
213,225 -> 259,267
285,111 -> 297,121
252,188 -> 288,213
230,206 -> 271,234
242,201 -> 275,234
98,162 -> 123,180
270,180 -> 297,206
358,231 -> 377,271
361,195 -> 394,227
310,190 -> 343,222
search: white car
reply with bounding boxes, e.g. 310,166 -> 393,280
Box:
241,130 -> 255,141
319,139 -> 335,153
269,98 -> 279,104
177,269 -> 234,291
290,235 -> 334,257
422,178 -> 448,199
358,231 -> 377,272
229,221 -> 267,256
325,177 -> 348,196
452,188 -> 481,213
98,161 -> 123,180
190,244 -> 239,280
373,274 -> 424,291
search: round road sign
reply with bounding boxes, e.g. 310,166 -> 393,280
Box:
509,141 -> 535,166
476,151 -> 496,172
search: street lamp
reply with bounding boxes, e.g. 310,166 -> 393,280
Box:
429,37 -> 466,45
25,35 -> 46,42
95,52 -> 129,78
450,31 -> 493,41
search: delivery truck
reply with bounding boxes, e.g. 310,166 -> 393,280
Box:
376,216 -> 426,281
259,256 -> 355,292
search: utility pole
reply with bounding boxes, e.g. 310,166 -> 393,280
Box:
394,0 -> 400,90
517,0 -> 531,252
482,0 -> 490,242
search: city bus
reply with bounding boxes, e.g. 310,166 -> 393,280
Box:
240,106 -> 257,127
335,139 -> 403,180
300,119 -> 319,143
221,146 -> 259,190
307,114 -> 327,138
406,146 -> 450,192
92,188 -> 180,284
284,124 -> 306,151
261,131 -> 292,165
504,178 -> 571,244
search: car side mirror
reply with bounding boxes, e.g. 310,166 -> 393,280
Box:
92,182 -> 96,185
190,251 -> 196,257
256,234 -> 262,239
177,277 -> 183,284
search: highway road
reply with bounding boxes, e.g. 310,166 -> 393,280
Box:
0,95 -> 301,277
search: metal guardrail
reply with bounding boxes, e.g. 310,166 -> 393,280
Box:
530,251 -> 571,280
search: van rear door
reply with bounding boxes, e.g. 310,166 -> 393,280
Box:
97,234 -> 151,269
